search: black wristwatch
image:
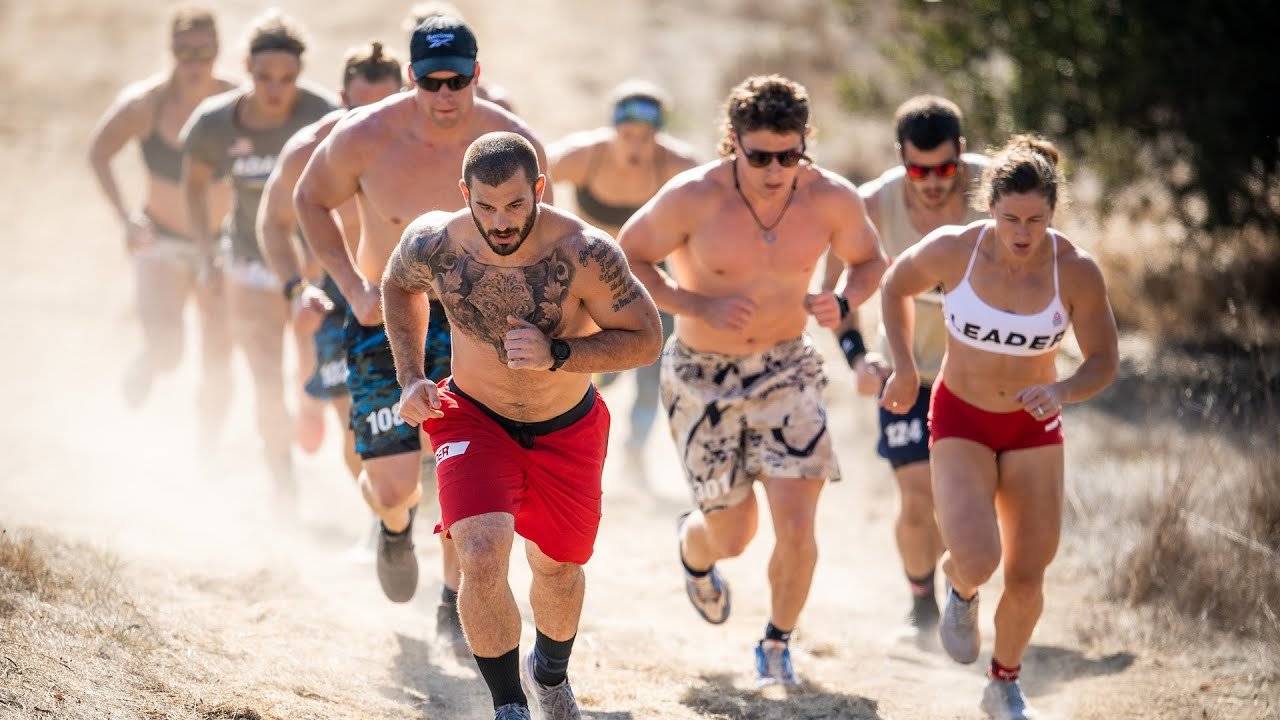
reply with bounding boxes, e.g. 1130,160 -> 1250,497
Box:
549,338 -> 571,372
835,294 -> 850,320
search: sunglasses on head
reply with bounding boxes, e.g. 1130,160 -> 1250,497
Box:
741,146 -> 807,168
904,160 -> 959,180
415,74 -> 474,92
173,45 -> 217,63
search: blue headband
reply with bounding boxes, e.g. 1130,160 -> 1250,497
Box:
613,96 -> 664,129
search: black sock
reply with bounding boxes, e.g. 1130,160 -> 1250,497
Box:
473,647 -> 526,709
533,630 -> 575,687
381,507 -> 416,536
907,568 -> 936,598
681,555 -> 711,578
764,622 -> 792,643
441,585 -> 458,606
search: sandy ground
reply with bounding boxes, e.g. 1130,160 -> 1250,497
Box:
1,1 -> 1276,718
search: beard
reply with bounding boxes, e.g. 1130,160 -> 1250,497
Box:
472,202 -> 538,257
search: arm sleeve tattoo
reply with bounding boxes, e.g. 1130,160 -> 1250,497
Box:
578,235 -> 644,313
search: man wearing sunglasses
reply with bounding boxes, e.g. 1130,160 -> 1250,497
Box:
619,74 -> 885,690
294,13 -> 552,650
820,94 -> 988,646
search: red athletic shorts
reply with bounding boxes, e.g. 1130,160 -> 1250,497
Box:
928,380 -> 1063,453
421,379 -> 610,565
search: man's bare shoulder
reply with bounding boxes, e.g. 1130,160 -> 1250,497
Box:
281,109 -> 347,164
660,159 -> 728,199
390,210 -> 469,290
474,101 -> 544,144
806,164 -> 862,202
403,209 -> 466,250
328,91 -> 413,146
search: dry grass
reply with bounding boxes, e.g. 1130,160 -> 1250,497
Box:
1064,347 -> 1280,658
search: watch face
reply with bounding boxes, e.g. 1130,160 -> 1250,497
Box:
552,339 -> 571,361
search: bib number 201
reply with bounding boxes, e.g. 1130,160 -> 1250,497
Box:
366,403 -> 405,435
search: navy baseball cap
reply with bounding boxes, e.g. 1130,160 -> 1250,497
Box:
410,15 -> 478,78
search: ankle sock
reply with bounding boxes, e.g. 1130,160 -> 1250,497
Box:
907,568 -> 936,598
990,657 -> 1021,682
441,586 -> 458,606
532,630 -> 575,687
764,622 -> 792,644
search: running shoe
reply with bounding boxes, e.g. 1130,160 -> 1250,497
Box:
376,508 -> 418,603
521,648 -> 582,720
494,703 -> 532,720
980,677 -> 1040,719
892,592 -> 941,647
754,639 -> 798,688
678,513 -> 730,624
939,581 -> 981,664
436,597 -> 469,657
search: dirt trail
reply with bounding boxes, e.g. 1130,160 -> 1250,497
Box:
0,1 -> 1273,718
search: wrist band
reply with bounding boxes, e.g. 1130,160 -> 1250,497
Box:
835,294 -> 850,320
838,328 -> 866,367
282,276 -> 305,302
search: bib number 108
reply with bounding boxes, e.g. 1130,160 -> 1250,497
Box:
366,403 -> 405,435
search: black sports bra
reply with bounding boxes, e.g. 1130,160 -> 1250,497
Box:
573,145 -> 663,229
140,93 -> 185,182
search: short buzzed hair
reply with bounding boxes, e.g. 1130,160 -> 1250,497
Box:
463,132 -> 540,189
894,95 -> 963,152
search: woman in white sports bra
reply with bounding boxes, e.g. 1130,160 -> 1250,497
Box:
879,135 -> 1119,720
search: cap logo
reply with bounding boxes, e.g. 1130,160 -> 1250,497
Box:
425,32 -> 455,48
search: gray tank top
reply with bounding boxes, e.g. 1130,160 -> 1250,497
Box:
181,84 -> 338,263
864,153 -> 988,383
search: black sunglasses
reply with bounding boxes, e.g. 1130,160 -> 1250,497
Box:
415,74 -> 474,92
740,145 -> 807,168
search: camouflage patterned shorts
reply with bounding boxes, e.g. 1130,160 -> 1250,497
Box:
345,301 -> 452,460
304,275 -> 350,400
660,335 -> 840,514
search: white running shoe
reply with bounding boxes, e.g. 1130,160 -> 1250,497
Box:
980,677 -> 1040,719
940,581 -> 981,664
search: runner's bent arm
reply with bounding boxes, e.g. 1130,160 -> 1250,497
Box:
880,230 -> 954,385
257,134 -> 312,284
382,217 -> 445,388
182,155 -> 218,267
556,233 -> 662,373
826,184 -> 888,312
1052,253 -> 1119,403
294,123 -> 368,302
88,88 -> 148,225
617,182 -> 709,318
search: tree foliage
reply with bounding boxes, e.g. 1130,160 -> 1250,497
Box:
874,0 -> 1280,237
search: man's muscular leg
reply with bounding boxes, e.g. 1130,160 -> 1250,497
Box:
760,476 -> 824,634
526,540 -> 584,689
452,512 -> 527,710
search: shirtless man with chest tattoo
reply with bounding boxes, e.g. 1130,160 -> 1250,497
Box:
619,74 -> 886,690
385,132 -> 662,720
293,15 -> 550,647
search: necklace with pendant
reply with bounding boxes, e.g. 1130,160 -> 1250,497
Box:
733,161 -> 797,244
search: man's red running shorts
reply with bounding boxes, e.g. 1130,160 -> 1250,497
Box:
928,379 -> 1063,453
421,379 -> 610,565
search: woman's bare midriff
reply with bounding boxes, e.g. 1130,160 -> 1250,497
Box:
939,342 -> 1060,413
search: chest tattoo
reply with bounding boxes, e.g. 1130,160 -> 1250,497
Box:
426,237 -> 576,362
